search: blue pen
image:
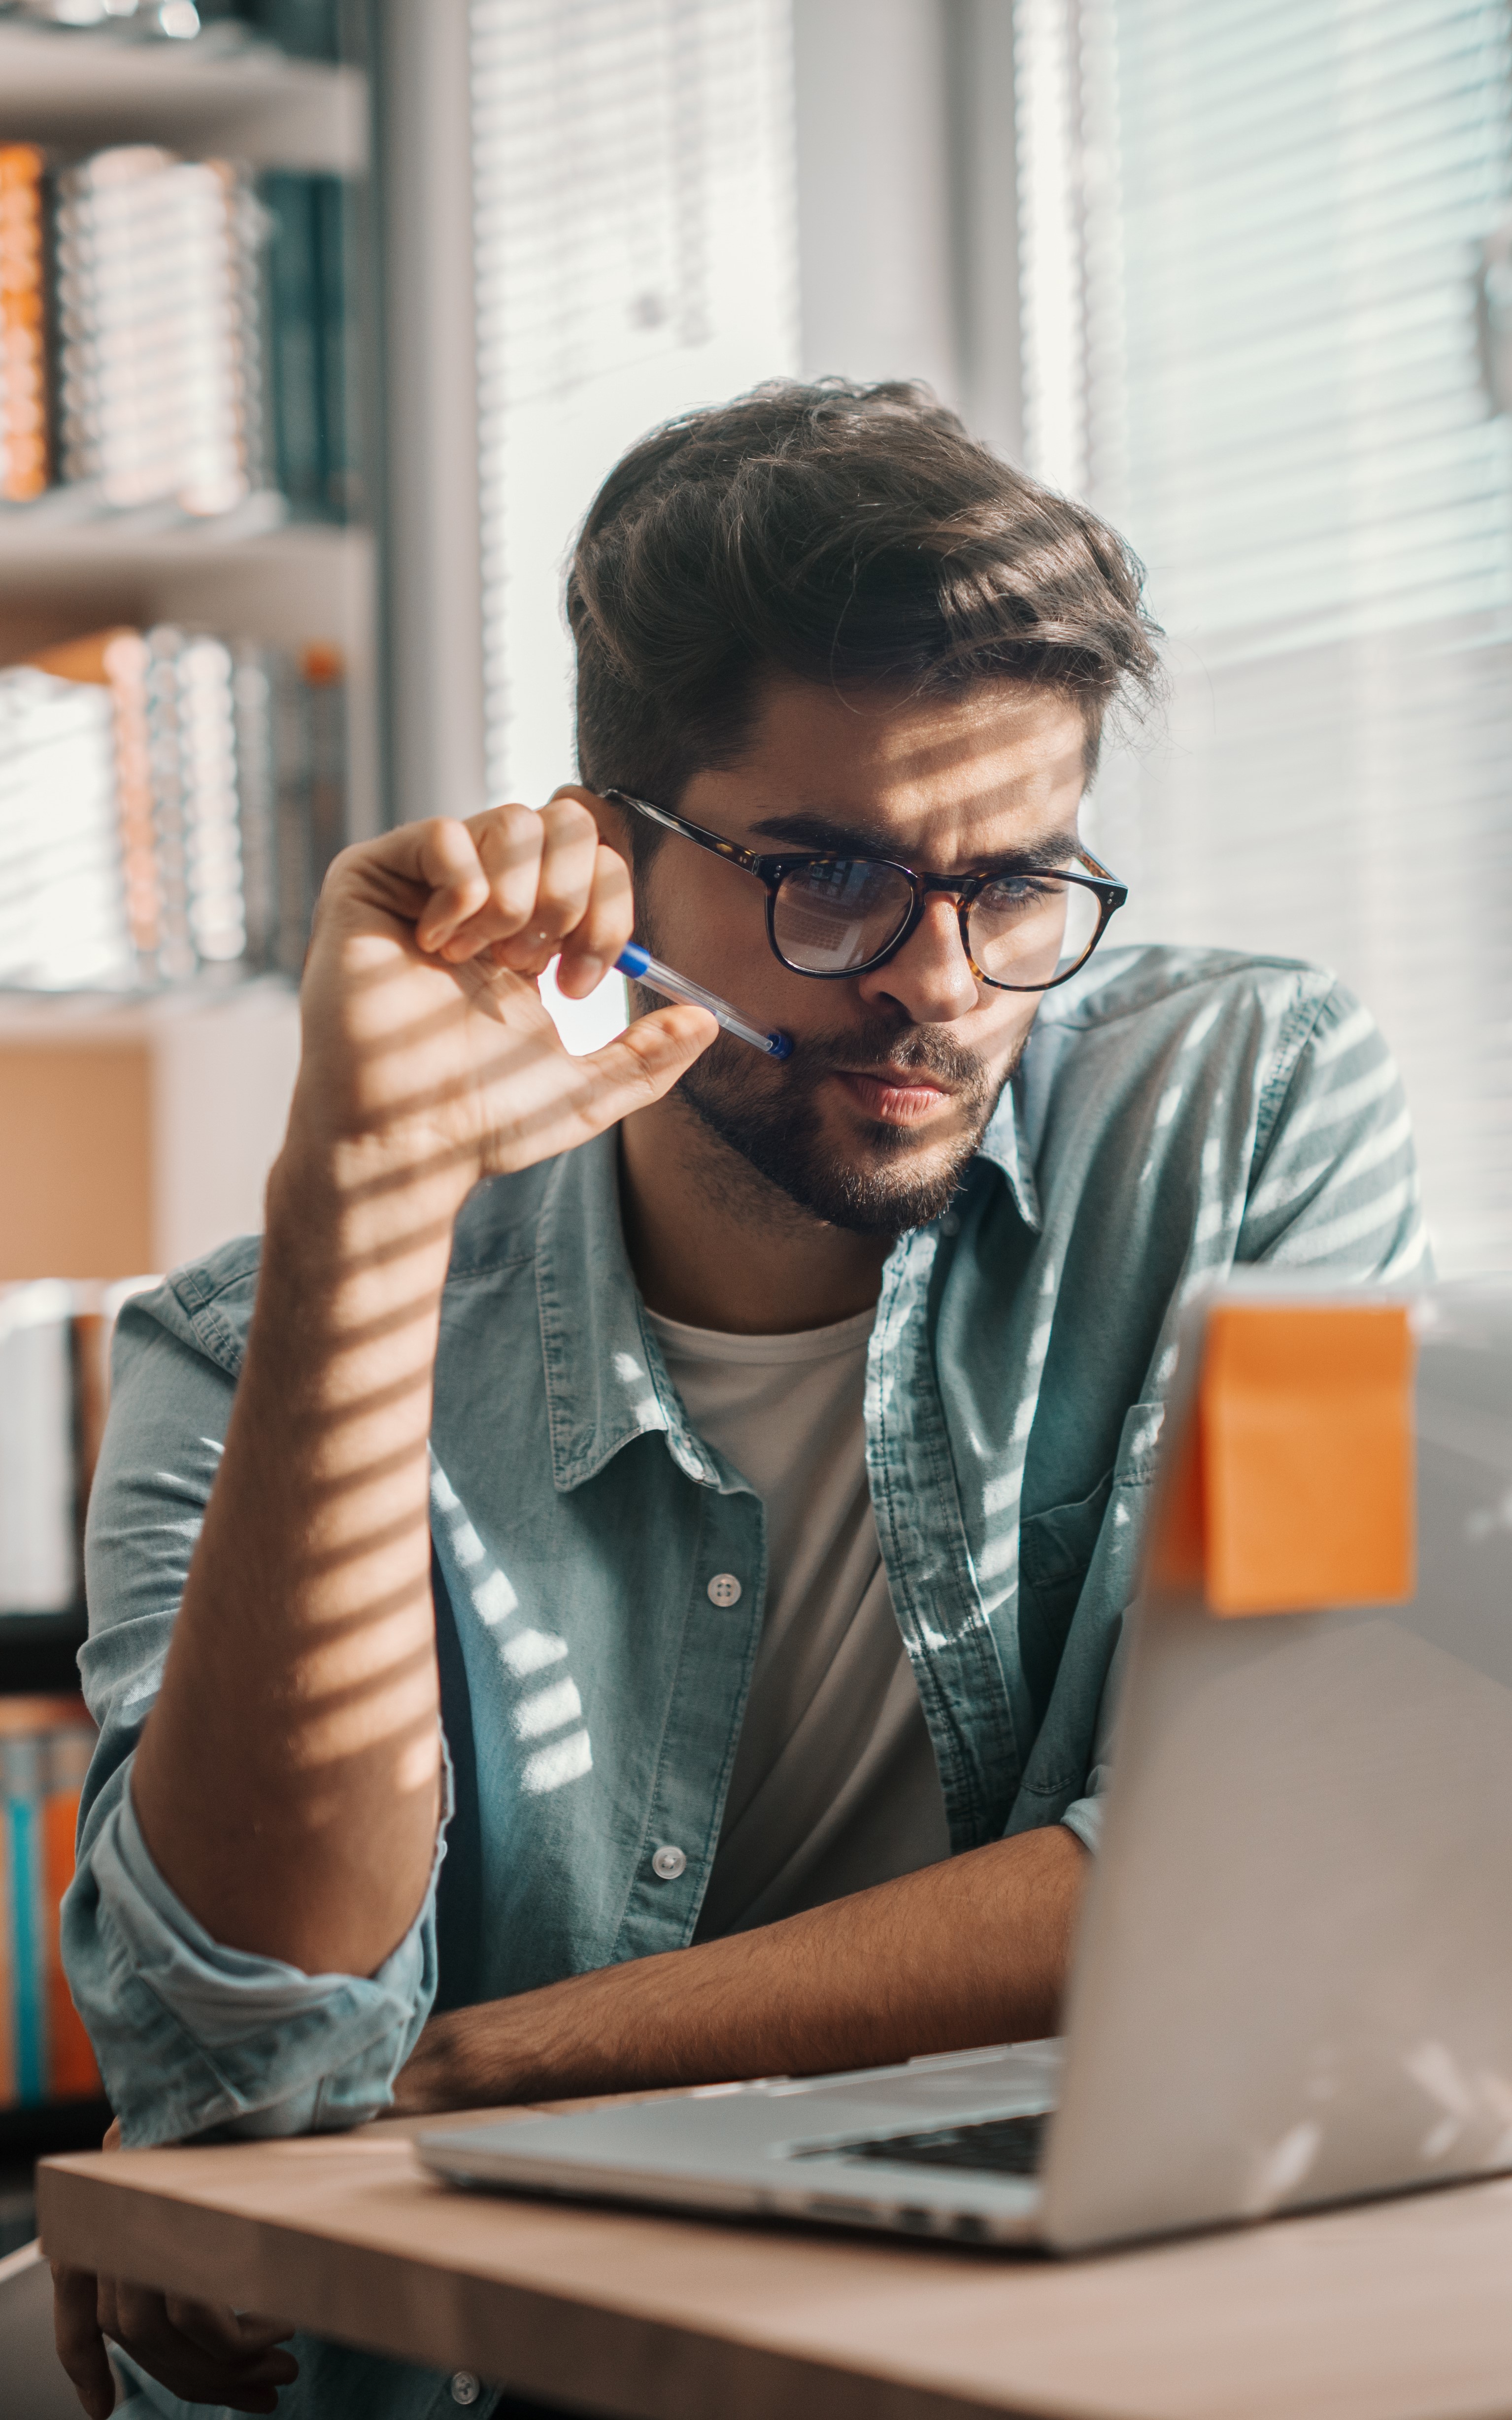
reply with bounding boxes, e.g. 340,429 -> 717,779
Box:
615,942 -> 793,1061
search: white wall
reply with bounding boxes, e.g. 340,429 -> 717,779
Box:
792,0 -> 1022,455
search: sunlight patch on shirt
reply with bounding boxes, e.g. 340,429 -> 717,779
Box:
1179,996 -> 1223,1052
976,1524 -> 1020,1581
503,1627 -> 569,1677
471,1568 -> 517,1628
430,1466 -> 460,1513
1310,1003 -> 1375,1065
449,1521 -> 485,1569
521,1728 -> 593,1796
512,1676 -> 583,1740
983,1462 -> 1025,1517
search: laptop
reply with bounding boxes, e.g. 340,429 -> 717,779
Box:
421,1277 -> 1512,2252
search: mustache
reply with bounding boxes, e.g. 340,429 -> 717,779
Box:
786,1019 -> 993,1090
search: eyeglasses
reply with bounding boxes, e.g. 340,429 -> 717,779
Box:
605,790 -> 1128,992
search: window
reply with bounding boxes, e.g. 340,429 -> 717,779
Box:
469,0 -> 798,801
1016,0 -> 1512,1272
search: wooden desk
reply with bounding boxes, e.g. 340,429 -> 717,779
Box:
36,2105 -> 1512,2420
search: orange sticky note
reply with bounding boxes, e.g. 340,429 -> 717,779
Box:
1201,1302 -> 1415,1614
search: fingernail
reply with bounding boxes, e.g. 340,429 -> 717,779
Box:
572,954 -> 604,988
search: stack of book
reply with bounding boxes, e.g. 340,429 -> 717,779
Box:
0,625 -> 348,990
57,147 -> 266,517
0,143 -> 48,503
0,1695 -> 100,2110
0,138 -> 356,523
0,661 -> 132,990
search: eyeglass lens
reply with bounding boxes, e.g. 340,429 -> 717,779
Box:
771,860 -> 1101,989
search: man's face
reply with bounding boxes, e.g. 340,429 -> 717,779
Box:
624,674 -> 1090,1235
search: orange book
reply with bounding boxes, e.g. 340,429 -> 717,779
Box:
0,146 -> 49,503
41,1723 -> 99,2100
43,1726 -> 100,2100
27,628 -> 160,965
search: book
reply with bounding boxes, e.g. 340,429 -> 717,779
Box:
0,1696 -> 100,2111
0,1282 -> 83,1617
0,143 -> 49,504
8,623 -> 348,986
55,146 -> 266,516
0,663 -> 132,990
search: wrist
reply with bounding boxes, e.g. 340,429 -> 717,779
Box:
268,1107 -> 473,1284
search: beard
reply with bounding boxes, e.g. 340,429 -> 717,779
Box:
630,980 -> 1016,1237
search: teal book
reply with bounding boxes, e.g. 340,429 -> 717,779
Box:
260,171 -> 324,518
1,1734 -> 46,2106
313,174 -> 357,522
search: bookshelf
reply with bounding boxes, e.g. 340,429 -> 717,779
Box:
0,17 -> 382,2166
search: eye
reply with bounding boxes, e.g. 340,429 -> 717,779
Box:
975,873 -> 1061,912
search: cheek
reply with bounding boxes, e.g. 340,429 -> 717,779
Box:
980,988 -> 1041,1059
638,856 -> 768,971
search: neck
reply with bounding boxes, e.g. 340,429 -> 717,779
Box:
618,1096 -> 892,1335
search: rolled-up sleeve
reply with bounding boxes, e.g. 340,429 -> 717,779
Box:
62,1273 -> 445,2148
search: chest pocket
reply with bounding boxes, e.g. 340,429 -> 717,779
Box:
1016,1399 -> 1166,1727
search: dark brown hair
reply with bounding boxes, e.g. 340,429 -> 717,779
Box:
568,379 -> 1161,836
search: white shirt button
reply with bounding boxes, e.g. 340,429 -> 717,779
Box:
449,2374 -> 481,2407
706,1572 -> 742,1606
652,1844 -> 688,1881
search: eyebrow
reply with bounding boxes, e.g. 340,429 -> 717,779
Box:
745,809 -> 1084,874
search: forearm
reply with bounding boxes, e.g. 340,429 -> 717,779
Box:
130,1125 -> 467,1977
399,1824 -> 1087,2112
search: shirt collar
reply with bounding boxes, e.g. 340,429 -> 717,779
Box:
533,1071 -> 1042,1491
975,1073 -> 1043,1233
534,1131 -> 720,1493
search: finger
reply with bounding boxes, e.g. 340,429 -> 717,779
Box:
382,818 -> 493,953
164,2292 -> 296,2357
51,2265 -> 116,2420
432,802 -> 548,965
554,840 -> 637,998
459,798 -> 602,975
548,1003 -> 718,1151
108,2283 -> 299,2409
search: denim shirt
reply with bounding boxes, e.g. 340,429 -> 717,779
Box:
63,944 -> 1427,2420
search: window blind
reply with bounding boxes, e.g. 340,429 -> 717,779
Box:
468,0 -> 797,806
467,0 -> 797,1050
1015,0 -> 1512,1274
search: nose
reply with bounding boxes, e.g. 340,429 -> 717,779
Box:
855,893 -> 981,1026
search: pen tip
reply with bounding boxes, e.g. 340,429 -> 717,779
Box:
770,1033 -> 794,1061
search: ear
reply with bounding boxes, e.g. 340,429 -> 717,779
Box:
550,783 -> 631,865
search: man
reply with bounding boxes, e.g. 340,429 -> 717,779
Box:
55,383 -> 1426,2419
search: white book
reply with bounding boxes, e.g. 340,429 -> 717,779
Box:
0,1284 -> 77,1617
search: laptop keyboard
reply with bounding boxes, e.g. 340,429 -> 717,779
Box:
812,2110 -> 1050,2177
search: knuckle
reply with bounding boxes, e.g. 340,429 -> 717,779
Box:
544,795 -> 597,845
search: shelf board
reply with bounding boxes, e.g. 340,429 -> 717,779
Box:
0,970 -> 295,1040
0,22 -> 365,168
0,493 -> 366,576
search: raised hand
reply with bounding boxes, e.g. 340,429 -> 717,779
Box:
290,792 -> 716,1203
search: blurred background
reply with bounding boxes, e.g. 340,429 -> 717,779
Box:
0,0 -> 1507,2201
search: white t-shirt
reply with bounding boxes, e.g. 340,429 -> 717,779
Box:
644,1303 -> 952,1939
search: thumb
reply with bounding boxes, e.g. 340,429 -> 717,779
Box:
567,1002 -> 718,1139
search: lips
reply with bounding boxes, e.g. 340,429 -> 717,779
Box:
834,1068 -> 955,1124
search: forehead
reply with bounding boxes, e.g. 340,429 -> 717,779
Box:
693,673 -> 1088,852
